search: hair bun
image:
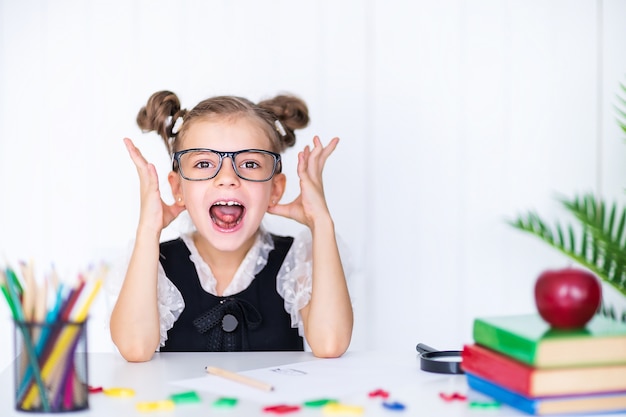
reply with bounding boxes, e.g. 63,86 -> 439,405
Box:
136,90 -> 182,153
258,95 -> 309,149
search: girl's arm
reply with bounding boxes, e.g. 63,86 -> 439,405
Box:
110,229 -> 161,362
269,137 -> 353,357
301,215 -> 353,357
110,138 -> 185,362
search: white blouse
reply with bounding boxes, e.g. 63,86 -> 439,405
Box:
106,227 -> 314,348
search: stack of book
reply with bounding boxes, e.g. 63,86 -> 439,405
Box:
461,314 -> 626,415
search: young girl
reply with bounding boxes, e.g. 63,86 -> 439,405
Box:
109,90 -> 353,362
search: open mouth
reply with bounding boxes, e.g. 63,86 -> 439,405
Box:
209,201 -> 245,230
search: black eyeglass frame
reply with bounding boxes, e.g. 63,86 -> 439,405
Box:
172,148 -> 282,182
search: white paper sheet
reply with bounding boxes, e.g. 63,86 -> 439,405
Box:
170,352 -> 438,404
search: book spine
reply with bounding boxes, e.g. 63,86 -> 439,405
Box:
473,318 -> 537,366
461,344 -> 533,396
466,373 -> 537,415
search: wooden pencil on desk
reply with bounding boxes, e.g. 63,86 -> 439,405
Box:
205,366 -> 274,391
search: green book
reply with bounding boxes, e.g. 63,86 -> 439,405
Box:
473,314 -> 626,368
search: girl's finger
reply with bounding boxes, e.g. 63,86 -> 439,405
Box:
317,137 -> 339,166
309,136 -> 338,168
297,150 -> 309,180
302,139 -> 332,181
123,137 -> 140,158
123,138 -> 150,168
323,137 -> 340,156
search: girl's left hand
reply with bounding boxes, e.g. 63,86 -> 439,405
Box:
268,136 -> 339,228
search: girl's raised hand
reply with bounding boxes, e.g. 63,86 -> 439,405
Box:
123,138 -> 185,234
269,136 -> 339,228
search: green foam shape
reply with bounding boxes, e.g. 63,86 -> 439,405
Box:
213,397 -> 238,408
169,390 -> 201,404
303,399 -> 338,407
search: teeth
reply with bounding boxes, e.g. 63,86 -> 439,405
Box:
214,201 -> 241,206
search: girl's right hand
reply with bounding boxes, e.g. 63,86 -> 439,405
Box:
123,138 -> 186,235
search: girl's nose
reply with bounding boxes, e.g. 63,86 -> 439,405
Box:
214,157 -> 240,186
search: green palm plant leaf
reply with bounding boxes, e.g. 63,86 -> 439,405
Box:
508,193 -> 626,299
618,82 -> 626,134
509,76 -> 626,322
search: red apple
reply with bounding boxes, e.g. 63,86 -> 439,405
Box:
534,268 -> 602,329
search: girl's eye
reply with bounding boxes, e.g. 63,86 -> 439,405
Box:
240,160 -> 261,170
195,160 -> 213,169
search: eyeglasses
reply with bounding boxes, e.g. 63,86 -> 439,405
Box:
172,148 -> 281,182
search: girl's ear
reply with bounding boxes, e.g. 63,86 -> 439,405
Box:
269,173 -> 286,207
168,171 -> 185,206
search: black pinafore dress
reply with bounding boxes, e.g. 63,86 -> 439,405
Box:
159,235 -> 304,352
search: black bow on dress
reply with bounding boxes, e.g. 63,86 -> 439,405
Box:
192,297 -> 262,351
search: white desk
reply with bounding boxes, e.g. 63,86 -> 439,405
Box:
0,350 -> 600,416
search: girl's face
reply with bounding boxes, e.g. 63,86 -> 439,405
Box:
168,116 -> 285,253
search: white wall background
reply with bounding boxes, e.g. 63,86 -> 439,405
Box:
1,0 -> 625,371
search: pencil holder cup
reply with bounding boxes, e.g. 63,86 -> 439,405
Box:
13,319 -> 89,413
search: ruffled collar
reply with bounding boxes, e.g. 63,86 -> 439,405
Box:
179,228 -> 275,296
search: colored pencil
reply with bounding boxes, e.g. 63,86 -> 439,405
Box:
20,261 -> 35,321
7,263 -> 106,411
4,267 -> 50,411
0,270 -> 19,319
21,278 -> 103,409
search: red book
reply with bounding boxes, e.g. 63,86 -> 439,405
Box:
461,343 -> 626,397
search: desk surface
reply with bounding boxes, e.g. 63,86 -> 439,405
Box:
0,350 -> 602,417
